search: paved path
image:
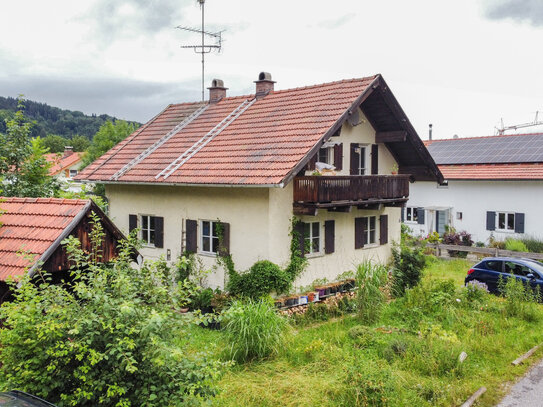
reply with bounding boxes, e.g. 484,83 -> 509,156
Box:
496,359 -> 543,407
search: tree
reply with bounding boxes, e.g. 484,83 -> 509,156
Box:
70,135 -> 90,152
81,120 -> 136,168
0,98 -> 57,197
42,134 -> 67,153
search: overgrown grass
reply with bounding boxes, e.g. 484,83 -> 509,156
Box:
185,257 -> 543,407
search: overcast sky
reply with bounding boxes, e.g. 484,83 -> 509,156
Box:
0,0 -> 541,139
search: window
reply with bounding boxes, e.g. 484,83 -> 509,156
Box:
201,220 -> 220,254
361,216 -> 377,245
141,215 -> 156,245
69,169 -> 78,178
484,260 -> 502,272
318,147 -> 332,164
304,221 -> 321,255
505,261 -> 532,277
357,146 -> 367,175
497,212 -> 515,231
405,207 -> 418,223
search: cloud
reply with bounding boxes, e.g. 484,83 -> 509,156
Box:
482,0 -> 543,26
0,75 -> 201,123
84,0 -> 194,42
314,13 -> 356,29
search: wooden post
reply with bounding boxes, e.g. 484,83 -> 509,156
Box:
460,387 -> 486,407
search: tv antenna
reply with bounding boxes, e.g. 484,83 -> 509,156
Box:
495,111 -> 543,135
177,0 -> 223,101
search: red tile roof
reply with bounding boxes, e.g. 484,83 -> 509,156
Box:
0,197 -> 89,280
77,76 -> 379,185
45,152 -> 84,175
439,163 -> 543,180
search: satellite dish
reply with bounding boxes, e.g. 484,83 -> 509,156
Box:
347,109 -> 360,126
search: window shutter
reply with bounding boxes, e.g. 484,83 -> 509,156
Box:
129,214 -> 137,233
185,219 -> 198,253
371,144 -> 379,175
324,220 -> 335,254
355,217 -> 365,249
401,206 -> 405,222
307,153 -> 317,171
486,211 -> 496,231
350,143 -> 359,175
295,221 -> 306,256
417,208 -> 425,225
380,215 -> 388,245
219,222 -> 230,256
514,213 -> 525,233
154,216 -> 164,248
333,144 -> 343,171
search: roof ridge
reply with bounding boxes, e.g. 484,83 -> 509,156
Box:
429,132 -> 543,143
0,197 -> 88,204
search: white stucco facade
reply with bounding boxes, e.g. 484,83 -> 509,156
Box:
407,179 -> 543,243
104,116 -> 403,289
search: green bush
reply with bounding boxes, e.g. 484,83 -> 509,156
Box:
499,275 -> 541,319
0,218 -> 224,406
355,261 -> 388,324
228,260 -> 291,299
505,238 -> 529,253
348,325 -> 376,348
520,236 -> 543,253
223,298 -> 287,362
391,243 -> 426,297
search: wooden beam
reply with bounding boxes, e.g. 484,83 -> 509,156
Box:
375,131 -> 407,143
293,205 -> 318,216
327,206 -> 352,213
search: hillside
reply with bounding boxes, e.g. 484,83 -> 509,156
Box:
0,96 -> 141,139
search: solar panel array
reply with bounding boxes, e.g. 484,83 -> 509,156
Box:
427,133 -> 543,165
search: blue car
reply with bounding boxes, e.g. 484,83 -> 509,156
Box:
465,257 -> 543,294
0,391 -> 57,406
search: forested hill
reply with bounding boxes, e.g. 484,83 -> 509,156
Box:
0,96 -> 141,139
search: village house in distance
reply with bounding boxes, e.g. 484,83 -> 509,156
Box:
77,72 -> 442,288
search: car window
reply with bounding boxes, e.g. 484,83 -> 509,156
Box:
484,260 -> 502,272
524,260 -> 543,276
505,261 -> 532,277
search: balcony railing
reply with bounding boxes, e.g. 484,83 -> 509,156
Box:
293,175 -> 410,205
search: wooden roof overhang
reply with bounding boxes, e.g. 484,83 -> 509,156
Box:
283,75 -> 443,185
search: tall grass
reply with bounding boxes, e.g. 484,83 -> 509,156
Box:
223,298 -> 287,363
519,236 -> 543,253
504,238 -> 529,253
355,261 -> 388,324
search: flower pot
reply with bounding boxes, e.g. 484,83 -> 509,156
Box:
299,295 -> 308,305
307,292 -> 315,302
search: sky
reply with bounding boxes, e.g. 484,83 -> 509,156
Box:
0,0 -> 542,140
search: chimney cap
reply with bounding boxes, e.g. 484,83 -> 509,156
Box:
207,78 -> 227,90
254,72 -> 276,83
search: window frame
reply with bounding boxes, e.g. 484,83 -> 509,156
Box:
496,211 -> 515,232
318,146 -> 333,165
69,169 -> 78,178
357,145 -> 367,175
358,215 -> 378,247
405,207 -> 418,223
140,214 -> 156,246
200,220 -> 220,255
304,221 -> 322,256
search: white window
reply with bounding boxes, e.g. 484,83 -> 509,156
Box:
304,221 -> 321,255
405,207 -> 418,223
318,147 -> 333,165
201,220 -> 220,254
497,212 -> 515,232
355,145 -> 367,175
141,215 -> 156,245
69,169 -> 78,178
362,216 -> 377,245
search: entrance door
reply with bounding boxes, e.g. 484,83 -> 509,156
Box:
436,210 -> 448,235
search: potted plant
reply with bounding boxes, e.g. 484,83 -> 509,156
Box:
307,292 -> 315,302
391,163 -> 399,175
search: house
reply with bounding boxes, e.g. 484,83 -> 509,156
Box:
406,132 -> 543,243
0,197 -> 133,301
45,147 -> 85,192
76,72 -> 441,288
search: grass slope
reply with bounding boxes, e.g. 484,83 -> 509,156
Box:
189,257 -> 543,407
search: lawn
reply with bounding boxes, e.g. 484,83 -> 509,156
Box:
186,257 -> 543,407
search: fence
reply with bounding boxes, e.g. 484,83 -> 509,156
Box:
426,244 -> 543,261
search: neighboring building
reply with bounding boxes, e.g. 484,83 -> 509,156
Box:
407,132 -> 543,243
45,147 -> 85,192
77,73 -> 441,288
0,197 -> 133,301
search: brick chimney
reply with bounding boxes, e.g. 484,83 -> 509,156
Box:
63,146 -> 74,158
254,72 -> 275,98
208,79 -> 227,103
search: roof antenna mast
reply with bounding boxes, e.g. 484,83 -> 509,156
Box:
495,111 -> 543,135
177,0 -> 223,101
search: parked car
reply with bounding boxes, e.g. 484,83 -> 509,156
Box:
465,257 -> 543,294
0,391 -> 57,406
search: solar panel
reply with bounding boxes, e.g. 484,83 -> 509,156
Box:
428,133 -> 543,164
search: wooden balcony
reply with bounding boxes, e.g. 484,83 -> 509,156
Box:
293,175 -> 410,215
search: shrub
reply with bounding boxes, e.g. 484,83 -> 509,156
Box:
355,261 -> 388,324
520,236 -> 543,253
0,219 -> 224,406
223,298 -> 287,362
228,260 -> 291,299
442,228 -> 473,258
391,243 -> 426,297
191,287 -> 215,312
463,280 -> 489,305
348,325 -> 376,348
499,275 -> 541,319
505,238 -> 529,253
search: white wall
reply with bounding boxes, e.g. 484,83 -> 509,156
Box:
407,180 -> 543,243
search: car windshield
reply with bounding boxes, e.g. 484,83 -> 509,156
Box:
523,260 -> 543,276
